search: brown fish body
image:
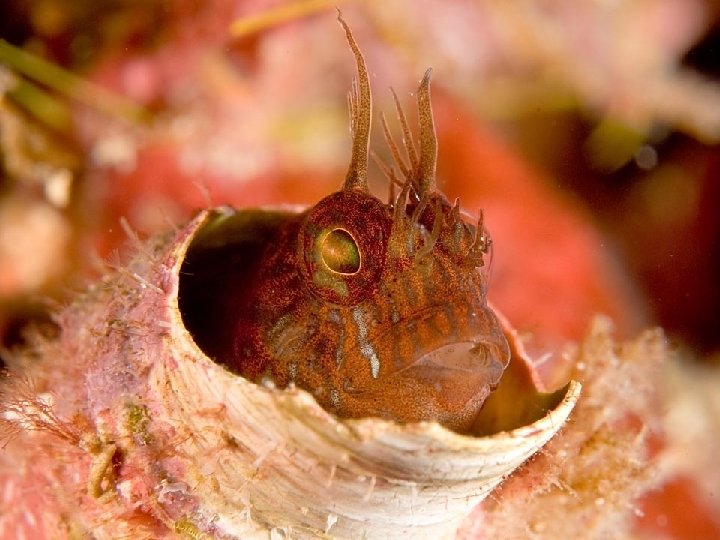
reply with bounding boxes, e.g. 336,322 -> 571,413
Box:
231,185 -> 510,430
228,19 -> 510,430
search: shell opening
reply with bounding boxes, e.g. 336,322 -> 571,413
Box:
176,210 -> 570,437
177,209 -> 291,364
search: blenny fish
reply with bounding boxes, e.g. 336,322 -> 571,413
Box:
222,16 -> 510,432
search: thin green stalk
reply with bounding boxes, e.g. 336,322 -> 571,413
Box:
6,76 -> 72,131
0,39 -> 151,125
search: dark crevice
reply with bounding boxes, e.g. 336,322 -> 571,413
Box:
177,209 -> 292,365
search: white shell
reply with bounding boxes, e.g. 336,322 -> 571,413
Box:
150,210 -> 581,539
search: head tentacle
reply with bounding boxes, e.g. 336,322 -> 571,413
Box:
338,13 -> 371,193
415,198 -> 444,261
380,111 -> 411,181
465,210 -> 491,267
417,69 -> 437,196
390,87 -> 419,178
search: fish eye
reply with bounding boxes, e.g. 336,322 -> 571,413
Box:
298,190 -> 388,305
319,228 -> 361,274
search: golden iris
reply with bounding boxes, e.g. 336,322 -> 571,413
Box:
320,228 -> 361,274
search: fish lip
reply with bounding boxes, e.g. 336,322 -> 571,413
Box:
392,340 -> 508,387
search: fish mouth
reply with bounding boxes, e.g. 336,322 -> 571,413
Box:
394,341 -> 507,389
378,303 -> 510,385
372,339 -> 510,427
354,302 -> 510,415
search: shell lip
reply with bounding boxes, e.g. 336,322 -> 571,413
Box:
291,377 -> 581,445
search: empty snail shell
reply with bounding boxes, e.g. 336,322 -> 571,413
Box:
0,15 -> 580,539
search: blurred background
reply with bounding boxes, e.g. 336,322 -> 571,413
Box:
0,1 -> 718,538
